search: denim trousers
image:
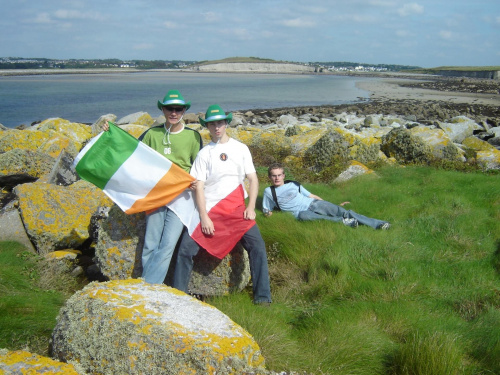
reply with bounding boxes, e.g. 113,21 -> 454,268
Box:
141,206 -> 184,284
298,199 -> 386,229
173,224 -> 272,303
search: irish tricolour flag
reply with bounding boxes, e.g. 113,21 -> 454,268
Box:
74,123 -> 194,214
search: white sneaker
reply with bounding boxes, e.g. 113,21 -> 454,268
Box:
379,222 -> 391,230
342,218 -> 358,228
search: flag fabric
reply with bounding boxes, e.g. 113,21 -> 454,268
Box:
168,183 -> 255,259
73,123 -> 194,214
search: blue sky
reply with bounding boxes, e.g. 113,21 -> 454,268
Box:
1,0 -> 499,68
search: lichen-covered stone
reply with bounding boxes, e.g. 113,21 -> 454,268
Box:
95,205 -> 251,295
409,125 -> 463,160
0,349 -> 81,374
116,111 -> 154,126
0,128 -> 52,153
0,149 -> 55,187
50,279 -> 266,375
304,129 -> 350,171
437,116 -> 482,143
95,204 -> 146,280
116,124 -> 149,139
36,118 -> 92,154
334,161 -> 375,184
14,180 -> 112,254
381,127 -> 434,164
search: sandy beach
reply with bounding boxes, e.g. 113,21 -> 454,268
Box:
356,77 -> 500,106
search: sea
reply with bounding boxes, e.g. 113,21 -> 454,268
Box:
0,71 -> 374,128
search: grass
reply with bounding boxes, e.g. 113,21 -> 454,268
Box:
1,165 -> 500,374
0,242 -> 84,356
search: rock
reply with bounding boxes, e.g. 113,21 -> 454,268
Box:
14,180 -> 112,254
438,116 -> 482,143
0,349 -> 81,374
95,205 -> 251,295
276,114 -> 298,127
51,279 -> 266,375
0,208 -> 36,252
116,111 -> 154,126
38,150 -> 79,186
410,126 -> 464,161
381,127 -> 434,164
334,161 -> 375,184
0,149 -> 55,188
91,114 -> 117,136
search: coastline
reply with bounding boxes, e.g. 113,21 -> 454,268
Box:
355,78 -> 500,106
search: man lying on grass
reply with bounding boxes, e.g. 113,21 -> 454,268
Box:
262,163 -> 390,230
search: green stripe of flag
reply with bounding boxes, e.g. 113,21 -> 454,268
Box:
75,123 -> 139,189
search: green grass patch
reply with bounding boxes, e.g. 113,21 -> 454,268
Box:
0,242 -> 82,356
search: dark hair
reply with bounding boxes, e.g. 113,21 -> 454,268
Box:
268,162 -> 285,176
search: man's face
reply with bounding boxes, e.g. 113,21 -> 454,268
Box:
207,120 -> 227,140
162,106 -> 186,125
269,168 -> 285,187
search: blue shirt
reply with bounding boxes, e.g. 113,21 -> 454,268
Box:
263,183 -> 312,218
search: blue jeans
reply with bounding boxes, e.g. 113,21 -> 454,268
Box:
141,206 -> 184,284
173,224 -> 272,303
298,200 -> 387,229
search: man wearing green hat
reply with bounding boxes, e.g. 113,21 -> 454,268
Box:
173,104 -> 272,305
137,90 -> 202,284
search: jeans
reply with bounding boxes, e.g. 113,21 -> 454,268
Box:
298,199 -> 387,229
173,224 -> 272,303
141,206 -> 184,284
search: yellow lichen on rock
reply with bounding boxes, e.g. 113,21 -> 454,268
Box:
0,349 -> 80,374
15,180 -> 112,254
51,279 -> 266,375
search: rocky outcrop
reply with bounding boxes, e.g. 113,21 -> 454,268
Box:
193,62 -> 315,74
51,279 -> 266,375
436,70 -> 499,80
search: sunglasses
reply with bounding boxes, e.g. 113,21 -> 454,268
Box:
164,106 -> 185,113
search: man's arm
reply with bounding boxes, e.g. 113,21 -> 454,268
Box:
243,172 -> 258,220
195,180 -> 215,235
309,193 -> 323,200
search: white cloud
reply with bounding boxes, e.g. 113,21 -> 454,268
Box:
439,30 -> 453,40
203,11 -> 221,23
164,21 -> 177,29
396,29 -> 409,37
280,17 -> 316,28
33,13 -> 54,24
397,3 -> 424,17
54,9 -> 105,21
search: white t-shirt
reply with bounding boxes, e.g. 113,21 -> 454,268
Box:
190,138 -> 256,210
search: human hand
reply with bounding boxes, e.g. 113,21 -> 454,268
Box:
189,180 -> 198,191
102,121 -> 110,131
339,201 -> 350,206
244,207 -> 256,220
200,215 -> 215,236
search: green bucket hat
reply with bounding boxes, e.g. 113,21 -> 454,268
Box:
157,89 -> 191,110
199,104 -> 233,127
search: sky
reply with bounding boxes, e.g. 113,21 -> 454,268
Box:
1,0 -> 499,68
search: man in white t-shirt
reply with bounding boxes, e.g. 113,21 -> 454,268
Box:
263,163 -> 390,230
173,104 -> 272,305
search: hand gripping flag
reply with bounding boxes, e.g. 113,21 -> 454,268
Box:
73,123 -> 194,214
169,183 -> 255,260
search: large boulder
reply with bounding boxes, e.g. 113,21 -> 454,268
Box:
0,149 -> 55,188
95,205 -> 251,295
116,111 -> 154,126
14,180 -> 112,254
51,279 -> 266,375
437,116 -> 482,143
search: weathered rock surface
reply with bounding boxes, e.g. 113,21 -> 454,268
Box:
14,180 -> 112,254
0,349 -> 81,374
51,279 -> 266,375
95,205 -> 251,295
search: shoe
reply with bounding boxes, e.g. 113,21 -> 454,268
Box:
342,218 -> 358,228
379,222 -> 391,230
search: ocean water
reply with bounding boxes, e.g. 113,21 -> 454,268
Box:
0,71 -> 372,128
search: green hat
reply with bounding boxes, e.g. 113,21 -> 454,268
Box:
199,104 -> 233,127
157,90 -> 191,110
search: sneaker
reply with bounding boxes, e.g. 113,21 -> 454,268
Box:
342,218 -> 358,228
378,222 -> 391,230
